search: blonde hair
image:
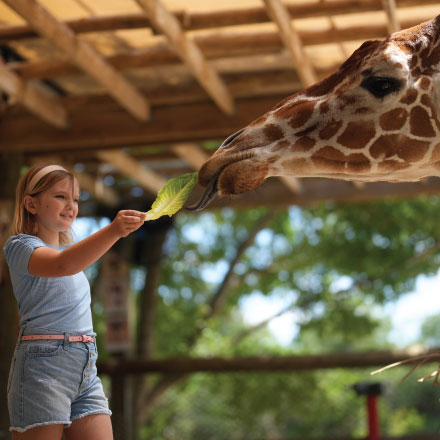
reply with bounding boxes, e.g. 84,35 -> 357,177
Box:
11,165 -> 78,246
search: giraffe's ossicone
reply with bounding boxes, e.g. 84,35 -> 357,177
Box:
192,15 -> 440,210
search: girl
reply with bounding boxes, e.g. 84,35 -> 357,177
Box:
3,164 -> 145,439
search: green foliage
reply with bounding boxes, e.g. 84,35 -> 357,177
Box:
420,313 -> 440,347
98,195 -> 440,438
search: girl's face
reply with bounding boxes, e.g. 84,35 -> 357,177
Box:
29,177 -> 79,236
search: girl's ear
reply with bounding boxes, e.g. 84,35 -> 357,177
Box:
24,195 -> 37,214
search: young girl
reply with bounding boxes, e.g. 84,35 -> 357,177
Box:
3,165 -> 145,439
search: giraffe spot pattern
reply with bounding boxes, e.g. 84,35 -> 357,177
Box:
421,45 -> 440,70
319,101 -> 330,114
355,107 -> 373,114
420,94 -> 438,122
281,158 -> 311,174
319,119 -> 343,140
271,140 -> 290,152
337,121 -> 376,150
399,89 -> 418,105
409,106 -> 436,137
419,76 -> 431,90
274,99 -> 313,123
285,102 -> 316,128
309,146 -> 372,174
409,55 -> 418,69
370,134 -> 430,162
314,146 -> 370,173
379,108 -> 408,131
263,124 -> 284,142
377,160 -> 410,172
345,160 -> 372,173
248,114 -> 268,127
311,156 -> 346,173
337,95 -> 357,111
291,136 -> 316,152
296,123 -> 319,137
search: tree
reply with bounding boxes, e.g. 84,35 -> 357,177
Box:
116,196 -> 440,438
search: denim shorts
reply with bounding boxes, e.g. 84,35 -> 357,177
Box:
7,330 -> 112,433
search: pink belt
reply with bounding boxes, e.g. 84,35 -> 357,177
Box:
21,334 -> 95,343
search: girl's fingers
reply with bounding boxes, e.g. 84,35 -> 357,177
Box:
121,210 -> 144,218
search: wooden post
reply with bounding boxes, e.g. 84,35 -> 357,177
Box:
0,152 -> 23,439
110,354 -> 132,440
98,251 -> 132,440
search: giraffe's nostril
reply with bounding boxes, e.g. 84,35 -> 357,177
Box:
220,129 -> 245,149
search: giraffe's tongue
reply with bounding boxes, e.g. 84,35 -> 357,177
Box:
186,173 -> 219,211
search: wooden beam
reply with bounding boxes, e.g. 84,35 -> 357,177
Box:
135,0 -> 234,115
263,0 -> 317,87
97,345 -> 439,374
0,58 -> 68,128
96,150 -> 166,195
8,16 -> 431,82
0,0 -> 437,42
381,0 -> 400,33
171,143 -> 211,170
18,68 -> 307,108
0,95 -> 286,153
2,0 -> 150,121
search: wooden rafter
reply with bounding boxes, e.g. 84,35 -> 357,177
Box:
2,0 -> 150,121
0,0 -> 436,42
134,0 -> 234,116
381,0 -> 400,33
0,95 -> 286,153
7,17 -> 430,82
263,0 -> 317,87
0,57 -> 68,128
171,144 -> 210,171
96,150 -> 166,195
72,0 -> 133,53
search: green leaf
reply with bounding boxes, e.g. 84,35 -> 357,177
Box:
144,172 -> 197,221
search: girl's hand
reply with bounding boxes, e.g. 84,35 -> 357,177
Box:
110,210 -> 145,238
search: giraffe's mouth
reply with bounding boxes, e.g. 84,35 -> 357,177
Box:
188,144 -> 270,211
186,170 -> 220,211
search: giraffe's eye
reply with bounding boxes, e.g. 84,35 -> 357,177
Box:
360,76 -> 402,98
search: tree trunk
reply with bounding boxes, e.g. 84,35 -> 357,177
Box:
132,218 -> 173,439
0,152 -> 22,439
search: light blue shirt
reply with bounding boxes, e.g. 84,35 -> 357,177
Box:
3,234 -> 93,334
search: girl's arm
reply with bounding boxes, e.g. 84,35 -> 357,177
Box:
28,210 -> 145,277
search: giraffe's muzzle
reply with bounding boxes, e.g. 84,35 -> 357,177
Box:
186,170 -> 219,211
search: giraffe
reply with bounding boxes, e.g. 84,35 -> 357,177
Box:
190,15 -> 440,210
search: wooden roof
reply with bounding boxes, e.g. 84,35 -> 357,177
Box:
1,0 -> 440,211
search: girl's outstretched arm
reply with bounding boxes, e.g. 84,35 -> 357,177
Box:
28,210 -> 145,277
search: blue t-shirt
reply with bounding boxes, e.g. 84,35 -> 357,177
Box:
3,234 -> 93,334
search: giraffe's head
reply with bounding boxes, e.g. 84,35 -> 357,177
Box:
192,16 -> 440,210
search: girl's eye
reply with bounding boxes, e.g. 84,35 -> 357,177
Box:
56,195 -> 65,199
